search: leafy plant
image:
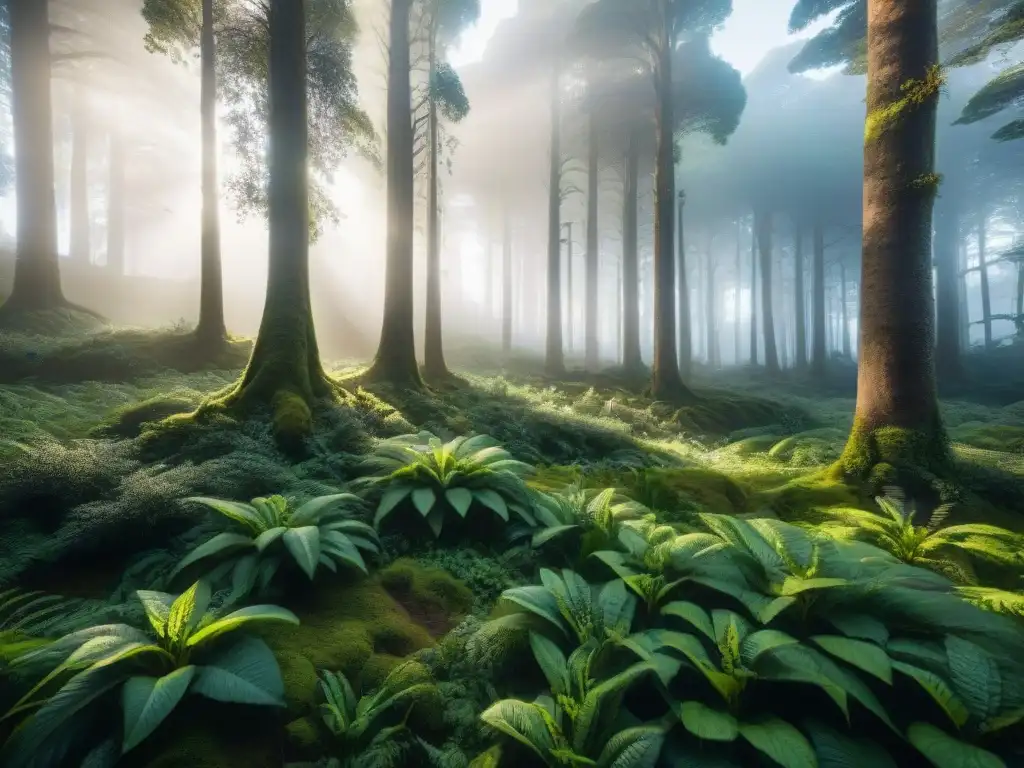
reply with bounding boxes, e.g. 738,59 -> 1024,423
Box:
481,633 -> 665,767
172,492 -> 380,602
363,432 -> 539,538
0,580 -> 298,766
813,488 -> 1024,584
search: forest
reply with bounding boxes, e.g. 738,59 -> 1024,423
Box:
1,0 -> 1024,766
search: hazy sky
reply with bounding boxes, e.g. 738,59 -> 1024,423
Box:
448,0 -> 820,74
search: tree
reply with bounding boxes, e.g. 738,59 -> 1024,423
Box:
544,60 -> 567,377
420,0 -> 479,381
832,0 -> 951,481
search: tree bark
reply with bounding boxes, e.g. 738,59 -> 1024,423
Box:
704,232 -> 717,368
1,0 -> 65,312
756,209 -> 779,374
367,0 -> 423,386
650,17 -> 691,401
69,99 -> 90,266
933,191 -> 962,377
564,222 -> 574,353
977,206 -> 992,350
749,216 -> 757,364
837,0 -> 949,480
585,110 -> 599,371
545,61 -> 565,376
195,0 -> 227,347
676,192 -> 691,380
793,217 -> 806,368
811,217 -> 826,378
107,132 -> 126,275
501,202 -> 513,356
621,130 -> 642,373
423,26 -> 450,381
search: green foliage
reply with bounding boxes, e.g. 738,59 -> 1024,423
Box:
363,432 -> 539,539
431,62 -> 470,123
0,581 -> 298,766
955,61 -> 1024,141
172,492 -> 380,602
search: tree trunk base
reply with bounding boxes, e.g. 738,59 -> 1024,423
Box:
362,352 -> 425,390
0,295 -> 105,328
830,419 -> 954,498
649,374 -> 697,405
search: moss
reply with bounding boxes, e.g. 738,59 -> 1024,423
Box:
379,557 -> 475,621
864,64 -> 945,143
717,434 -> 781,457
950,423 -> 1024,453
671,392 -> 797,436
271,389 -> 313,450
760,472 -> 863,521
833,420 -> 954,496
284,716 -> 322,759
92,396 -> 197,438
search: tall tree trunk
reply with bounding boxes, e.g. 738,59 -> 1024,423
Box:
585,111 -> 599,370
545,62 -> 565,376
621,131 -> 642,373
69,99 -> 90,266
811,217 -> 826,378
2,0 -> 65,313
676,191 -> 691,379
749,216 -> 758,364
650,18 -> 690,400
957,230 -> 970,349
793,217 -> 806,368
837,0 -> 949,479
840,262 -> 851,357
367,0 -> 422,386
1016,257 -> 1024,339
733,219 -> 741,366
977,206 -> 992,350
214,0 -> 336,448
933,191 -> 962,377
564,221 -> 574,353
107,132 -> 126,276
705,233 -> 717,368
196,0 -> 226,346
501,203 -> 513,356
757,210 -> 779,374
423,30 -> 449,380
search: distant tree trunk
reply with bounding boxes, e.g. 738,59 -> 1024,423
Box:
621,130 -> 642,373
958,232 -> 970,349
107,132 -> 126,276
423,29 -> 450,381
840,262 -> 851,357
1,0 -> 66,314
837,0 -> 949,480
1016,258 -> 1024,339
650,19 -> 691,401
69,100 -> 91,266
564,222 -> 574,353
545,62 -> 565,376
756,209 -> 779,374
211,0 -> 338,447
705,232 -> 717,368
749,217 -> 757,364
676,191 -> 691,380
977,206 -> 992,350
733,218 -> 742,365
367,0 -> 422,386
811,217 -> 826,378
793,218 -> 806,368
585,111 -> 599,371
501,203 -> 513,356
933,192 -> 962,377
195,0 -> 226,347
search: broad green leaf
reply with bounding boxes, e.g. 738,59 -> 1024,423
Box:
532,524 -> 580,548
475,489 -> 509,521
446,487 -> 474,517
171,533 -> 254,576
227,554 -> 260,604
739,718 -> 817,768
678,700 -> 739,742
288,493 -> 360,527
184,497 -> 267,533
166,581 -> 211,645
254,527 -> 288,552
906,722 -> 1005,768
596,725 -> 665,768
136,591 -> 175,638
893,661 -> 970,728
811,635 -> 892,684
499,586 -> 568,636
186,605 -> 299,648
598,578 -> 637,635
191,636 -> 286,706
529,632 -> 568,695
480,699 -> 557,759
802,719 -> 897,768
759,596 -> 799,624
121,666 -> 196,752
321,533 -> 369,574
411,487 -> 437,517
575,662 -> 655,755
945,636 -> 1002,722
426,506 -> 446,538
374,485 -> 412,526
283,526 -> 321,579
661,601 -> 715,641
741,630 -> 801,666
981,707 -> 1024,734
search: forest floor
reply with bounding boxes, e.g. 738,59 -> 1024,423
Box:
2,316 -> 1024,766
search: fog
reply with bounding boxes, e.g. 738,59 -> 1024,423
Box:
1,0 -> 1022,366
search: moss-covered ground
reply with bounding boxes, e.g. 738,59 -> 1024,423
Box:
1,319 -> 1023,766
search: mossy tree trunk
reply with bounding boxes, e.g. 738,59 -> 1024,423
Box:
69,99 -> 91,266
836,0 -> 950,482
107,131 -> 126,275
621,129 -> 642,374
933,190 -> 962,378
756,209 -> 779,375
212,0 -> 338,447
1,0 -> 65,314
977,205 -> 993,350
810,216 -> 826,379
676,191 -> 692,380
749,216 -> 757,365
545,61 -> 566,377
793,217 -> 807,369
585,110 -> 600,372
367,0 -> 423,387
651,19 -> 692,402
195,0 -> 227,349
